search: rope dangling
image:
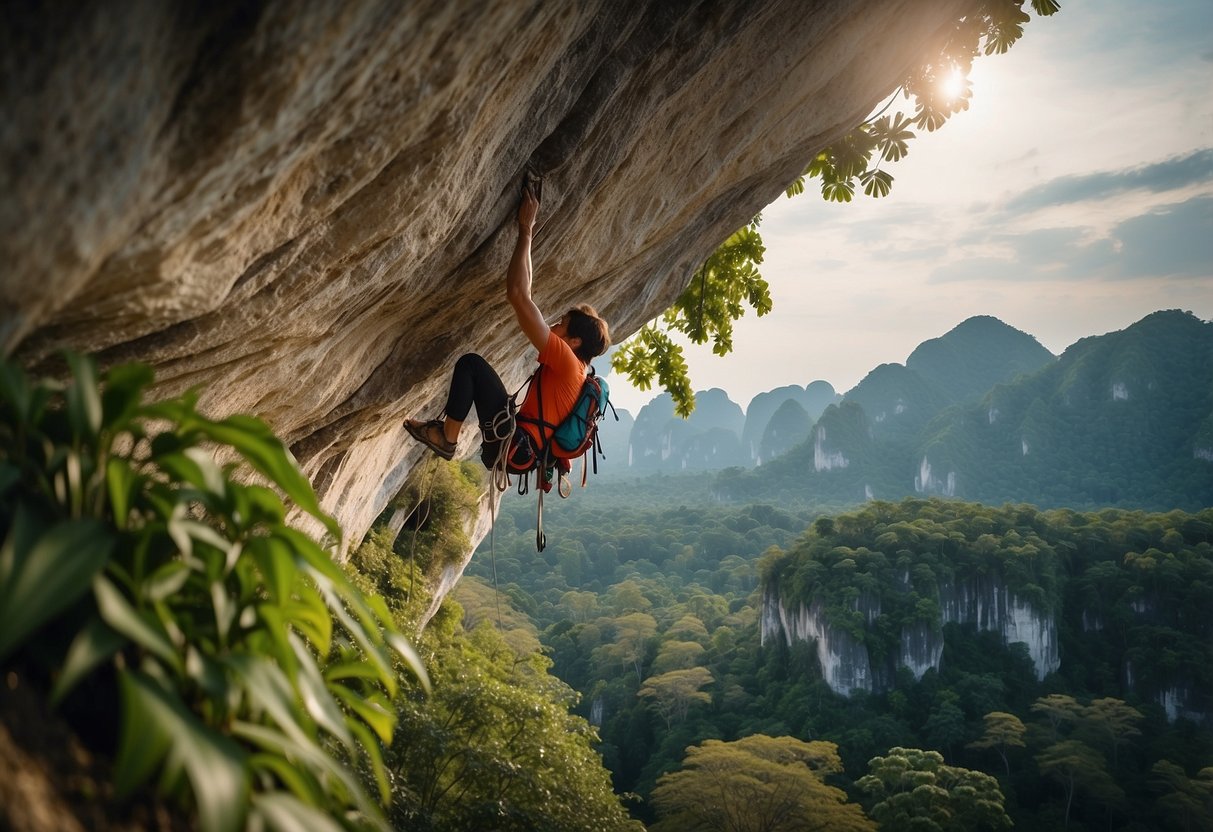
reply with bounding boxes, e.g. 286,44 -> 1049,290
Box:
482,394 -> 523,632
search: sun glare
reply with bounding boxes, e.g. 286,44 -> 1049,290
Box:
940,67 -> 966,102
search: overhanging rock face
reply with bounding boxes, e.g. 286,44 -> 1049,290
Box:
3,0 -> 972,552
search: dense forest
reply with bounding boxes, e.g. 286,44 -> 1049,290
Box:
472,489 -> 1213,830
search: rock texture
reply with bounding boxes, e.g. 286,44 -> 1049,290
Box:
3,0 -> 973,558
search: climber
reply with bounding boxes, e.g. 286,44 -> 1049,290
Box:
404,178 -> 610,470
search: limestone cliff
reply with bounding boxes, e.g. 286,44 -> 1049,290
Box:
760,573 -> 1060,696
2,1 -> 972,569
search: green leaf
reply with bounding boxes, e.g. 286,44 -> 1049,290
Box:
0,511 -> 113,660
100,362 -> 154,431
226,654 -> 316,746
93,573 -> 182,673
250,604 -> 300,677
331,683 -> 396,744
192,414 -> 339,541
185,646 -> 231,708
233,721 -> 387,830
144,560 -> 192,602
821,178 -> 855,202
247,754 -> 325,808
51,616 -> 125,704
385,630 -> 431,693
322,660 -> 385,684
106,458 -> 138,530
289,632 -> 353,751
282,580 -> 332,655
348,718 -> 392,805
241,484 -> 288,526
156,448 -> 227,498
248,536 -> 297,605
251,791 -> 351,832
211,578 -> 236,645
114,671 -> 174,797
116,670 -> 249,832
311,575 -> 394,692
861,169 -> 894,198
64,352 -> 103,441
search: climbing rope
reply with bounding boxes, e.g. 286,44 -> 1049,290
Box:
405,456 -> 441,602
482,400 -> 519,631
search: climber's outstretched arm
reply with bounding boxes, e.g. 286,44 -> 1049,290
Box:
506,185 -> 549,352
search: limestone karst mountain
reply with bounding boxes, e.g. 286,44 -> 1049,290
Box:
2,1 -> 975,567
758,398 -> 812,464
629,388 -> 746,472
718,311 -> 1213,510
742,381 -> 840,463
915,309 -> 1213,508
906,315 -> 1055,404
844,362 -> 949,444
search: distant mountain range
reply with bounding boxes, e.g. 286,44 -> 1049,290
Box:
711,310 -> 1213,511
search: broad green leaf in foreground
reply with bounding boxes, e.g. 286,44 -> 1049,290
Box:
0,511 -> 112,660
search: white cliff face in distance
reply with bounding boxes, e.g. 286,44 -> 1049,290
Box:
814,427 -> 849,472
761,571 -> 1060,696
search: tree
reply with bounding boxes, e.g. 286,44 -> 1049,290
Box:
605,579 -> 654,614
1030,693 -> 1083,743
1035,739 -> 1123,830
924,694 -> 968,760
638,667 -> 714,729
387,619 -> 642,832
666,613 -> 711,644
593,611 -> 658,683
967,712 -> 1026,777
1081,697 -> 1143,770
560,589 -> 600,623
652,639 -> 708,674
614,221 -> 768,417
650,735 -> 874,832
1149,761 -> 1213,832
857,747 -> 1012,832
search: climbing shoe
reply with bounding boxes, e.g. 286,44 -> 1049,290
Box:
404,419 -> 456,460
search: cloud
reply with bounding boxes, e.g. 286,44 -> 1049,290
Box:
1003,149 -> 1213,213
929,196 -> 1213,284
1103,195 -> 1213,279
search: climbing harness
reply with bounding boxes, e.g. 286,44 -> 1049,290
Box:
484,364 -> 614,552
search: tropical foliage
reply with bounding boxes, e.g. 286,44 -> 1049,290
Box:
0,355 -> 425,831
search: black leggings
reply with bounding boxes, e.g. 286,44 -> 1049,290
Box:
445,353 -> 509,425
446,353 -> 532,468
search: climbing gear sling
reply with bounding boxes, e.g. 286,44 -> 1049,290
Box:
483,364 -> 614,551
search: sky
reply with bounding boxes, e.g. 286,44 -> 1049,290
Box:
606,0 -> 1213,415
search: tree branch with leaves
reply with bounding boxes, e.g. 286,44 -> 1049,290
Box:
614,0 -> 1060,414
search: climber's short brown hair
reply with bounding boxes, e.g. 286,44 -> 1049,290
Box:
566,305 -> 610,362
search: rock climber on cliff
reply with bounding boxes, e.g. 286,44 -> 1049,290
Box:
404,177 -> 610,472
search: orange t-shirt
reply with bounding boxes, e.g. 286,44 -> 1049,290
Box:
518,331 -> 587,447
